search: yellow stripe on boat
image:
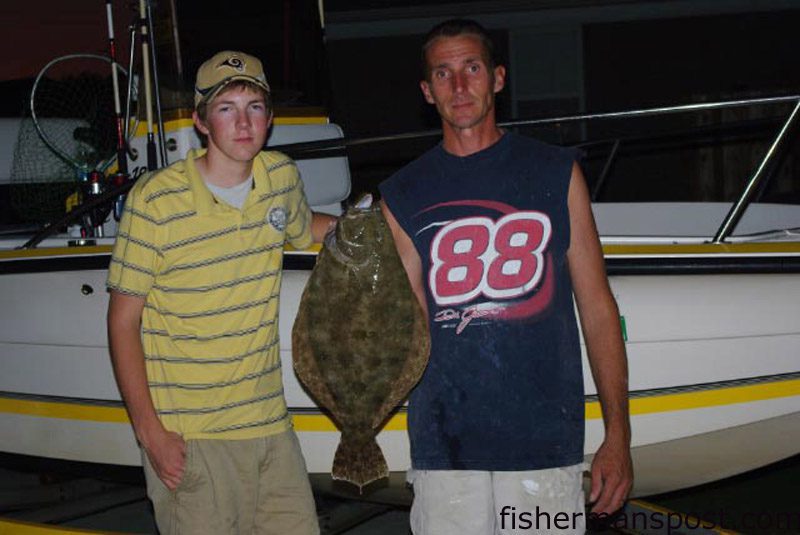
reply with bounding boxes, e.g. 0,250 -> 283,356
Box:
584,378 -> 800,419
284,242 -> 322,253
131,117 -> 192,136
0,244 -> 320,261
0,398 -> 129,423
272,116 -> 329,125
0,397 -> 401,431
0,246 -> 113,260
602,242 -> 800,256
4,241 -> 799,262
292,412 -> 408,432
3,378 -> 799,429
0,517 -> 124,534
131,114 -> 329,136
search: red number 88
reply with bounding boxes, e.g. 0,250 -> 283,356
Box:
430,212 -> 551,305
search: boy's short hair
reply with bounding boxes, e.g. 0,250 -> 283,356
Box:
194,50 -> 272,117
421,19 -> 496,80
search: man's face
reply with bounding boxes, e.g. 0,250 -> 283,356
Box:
193,86 -> 271,164
420,34 -> 505,133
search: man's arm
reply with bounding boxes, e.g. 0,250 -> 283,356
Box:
107,291 -> 186,490
311,211 -> 337,243
565,163 -> 633,514
380,200 -> 428,321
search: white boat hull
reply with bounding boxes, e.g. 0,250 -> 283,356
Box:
1,242 -> 798,497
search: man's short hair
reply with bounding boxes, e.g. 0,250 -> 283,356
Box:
421,19 -> 496,80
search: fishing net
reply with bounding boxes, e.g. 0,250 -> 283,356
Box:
9,54 -> 131,223
8,117 -> 78,223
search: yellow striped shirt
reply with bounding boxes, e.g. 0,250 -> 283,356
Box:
107,149 -> 312,439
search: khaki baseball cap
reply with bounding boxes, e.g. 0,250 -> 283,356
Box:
194,51 -> 271,108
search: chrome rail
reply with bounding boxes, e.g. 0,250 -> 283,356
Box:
281,93 -> 800,243
712,98 -> 800,243
499,95 -> 800,129
274,94 -> 800,155
511,95 -> 800,243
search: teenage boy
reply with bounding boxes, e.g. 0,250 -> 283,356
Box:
107,51 -> 331,534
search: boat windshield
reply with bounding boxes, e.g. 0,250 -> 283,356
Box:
2,95 -> 799,245
503,96 -> 800,241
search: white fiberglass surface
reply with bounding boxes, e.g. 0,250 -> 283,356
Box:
580,273 -> 800,394
593,202 -> 800,239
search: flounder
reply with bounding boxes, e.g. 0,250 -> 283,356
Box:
292,195 -> 430,489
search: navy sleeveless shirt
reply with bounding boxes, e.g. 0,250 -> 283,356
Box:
379,132 -> 584,470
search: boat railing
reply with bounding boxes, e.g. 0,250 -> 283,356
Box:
711,99 -> 800,242
15,94 -> 800,249
573,116 -> 787,203
530,95 -> 797,243
278,93 -> 800,243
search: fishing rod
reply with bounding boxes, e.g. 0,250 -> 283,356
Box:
138,0 -> 157,171
20,177 -> 137,250
105,0 -> 132,223
124,18 -> 137,156
105,0 -> 127,177
145,0 -> 168,167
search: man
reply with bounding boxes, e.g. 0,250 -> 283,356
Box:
107,51 -> 331,534
379,20 -> 633,534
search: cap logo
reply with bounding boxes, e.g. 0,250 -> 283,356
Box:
219,56 -> 245,72
195,51 -> 269,108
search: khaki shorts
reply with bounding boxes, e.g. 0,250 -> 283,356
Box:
143,430 -> 318,535
408,464 -> 587,535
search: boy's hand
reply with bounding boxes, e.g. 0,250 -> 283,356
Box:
142,426 -> 187,491
311,212 -> 337,243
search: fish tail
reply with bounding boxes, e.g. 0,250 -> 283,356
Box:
332,433 -> 388,490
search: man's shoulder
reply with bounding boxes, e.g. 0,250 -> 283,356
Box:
507,132 -> 577,163
382,144 -> 441,189
404,143 -> 442,171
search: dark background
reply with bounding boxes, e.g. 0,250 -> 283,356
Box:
1,1 -> 799,224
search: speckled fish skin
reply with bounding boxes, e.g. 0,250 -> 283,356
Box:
292,200 -> 430,489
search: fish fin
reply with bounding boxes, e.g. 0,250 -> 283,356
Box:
372,300 -> 431,429
292,290 -> 340,414
332,433 -> 388,489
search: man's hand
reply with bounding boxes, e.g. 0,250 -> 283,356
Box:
142,426 -> 187,491
589,438 -> 633,514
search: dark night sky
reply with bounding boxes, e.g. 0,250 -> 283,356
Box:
1,1 -> 798,204
2,1 -> 799,119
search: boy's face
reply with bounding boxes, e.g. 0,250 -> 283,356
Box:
193,86 -> 271,164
